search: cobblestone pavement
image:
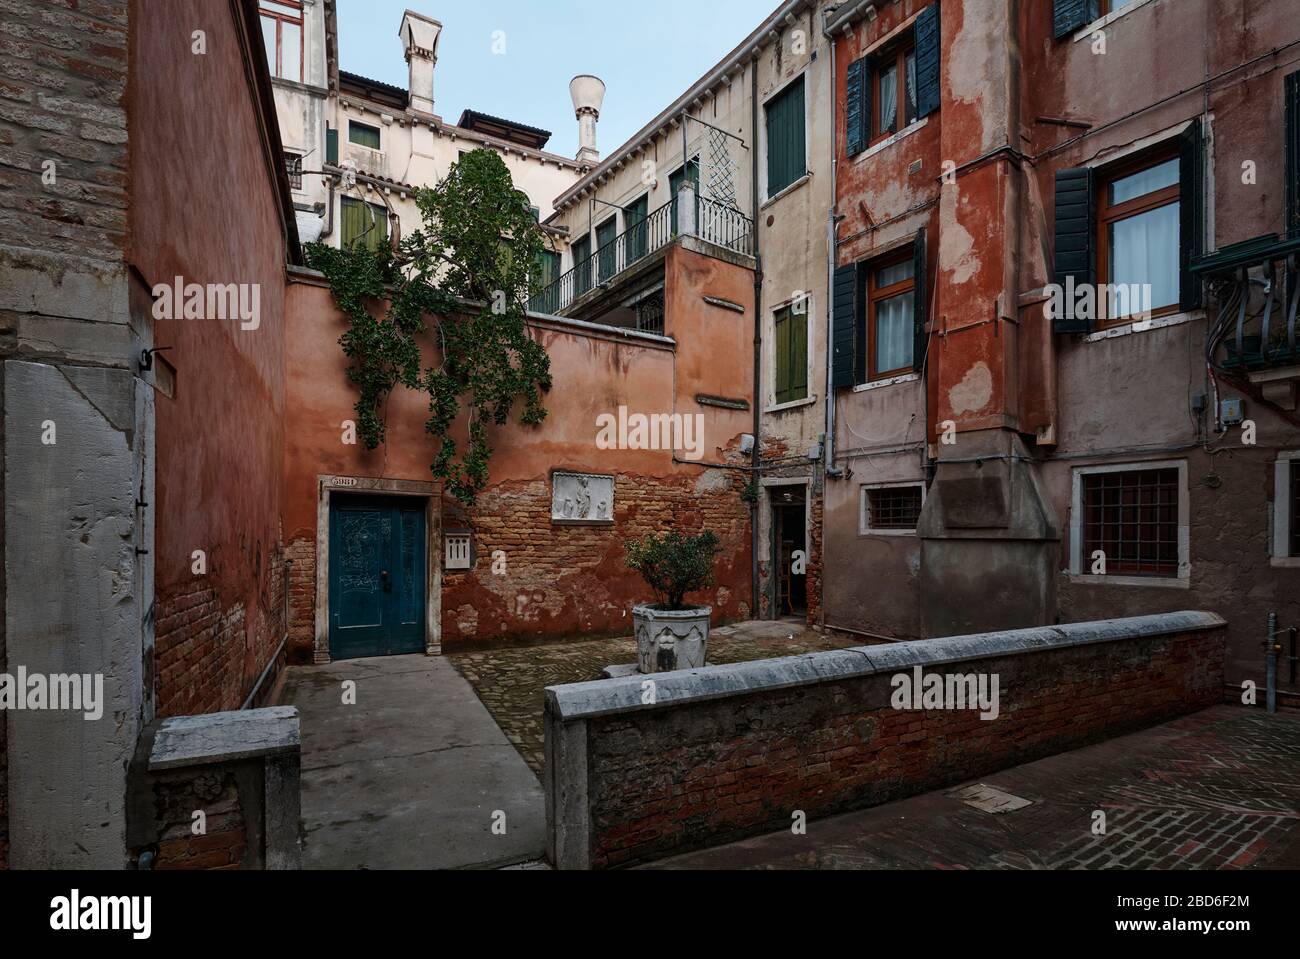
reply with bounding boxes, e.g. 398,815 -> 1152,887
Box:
645,706 -> 1300,869
448,619 -> 859,775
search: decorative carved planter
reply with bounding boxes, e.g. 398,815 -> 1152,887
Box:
633,603 -> 711,674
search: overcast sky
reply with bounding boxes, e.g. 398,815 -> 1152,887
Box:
336,0 -> 777,159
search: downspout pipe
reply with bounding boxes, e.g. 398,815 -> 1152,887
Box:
826,28 -> 844,480
750,54 -> 763,618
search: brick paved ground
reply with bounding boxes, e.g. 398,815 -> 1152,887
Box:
448,619 -> 859,775
645,705 -> 1300,869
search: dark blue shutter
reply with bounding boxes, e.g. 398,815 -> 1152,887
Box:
1053,166 -> 1095,334
914,3 -> 941,120
845,58 -> 866,157
1179,119 -> 1205,311
1053,0 -> 1099,39
832,264 -> 857,388
1286,70 -> 1300,239
913,228 -> 928,372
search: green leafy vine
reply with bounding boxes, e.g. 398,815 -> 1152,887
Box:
305,149 -> 553,505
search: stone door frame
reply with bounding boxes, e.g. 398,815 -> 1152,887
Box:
314,474 -> 442,664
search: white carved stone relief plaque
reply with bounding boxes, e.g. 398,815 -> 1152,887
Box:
551,471 -> 614,522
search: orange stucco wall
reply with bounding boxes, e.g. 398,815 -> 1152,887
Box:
283,242 -> 756,656
135,0 -> 292,714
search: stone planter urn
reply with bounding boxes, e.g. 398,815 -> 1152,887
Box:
633,603 -> 711,673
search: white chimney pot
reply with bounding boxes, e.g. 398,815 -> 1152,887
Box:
570,74 -> 606,166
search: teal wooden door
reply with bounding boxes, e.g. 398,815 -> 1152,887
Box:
329,495 -> 426,660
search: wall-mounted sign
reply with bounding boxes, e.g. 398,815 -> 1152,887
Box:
331,477 -> 359,488
551,471 -> 614,523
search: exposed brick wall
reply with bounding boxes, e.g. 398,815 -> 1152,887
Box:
441,464 -> 752,649
565,621 -> 1224,868
151,767 -> 247,870
154,546 -> 287,716
806,490 -> 824,626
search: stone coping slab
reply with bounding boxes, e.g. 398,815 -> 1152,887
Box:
545,611 -> 1226,721
149,706 -> 301,771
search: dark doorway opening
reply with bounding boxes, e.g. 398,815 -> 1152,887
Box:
771,487 -> 807,618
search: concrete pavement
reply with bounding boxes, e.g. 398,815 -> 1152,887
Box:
280,654 -> 545,869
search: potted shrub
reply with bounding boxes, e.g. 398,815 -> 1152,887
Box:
625,530 -> 722,673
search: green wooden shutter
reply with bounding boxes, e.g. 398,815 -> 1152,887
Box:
845,59 -> 866,157
596,217 -> 617,282
340,196 -> 365,248
625,195 -> 649,261
790,305 -> 808,400
774,307 -> 791,404
1052,166 -> 1095,334
912,227 -> 928,372
831,264 -> 858,388
326,126 -> 338,165
1179,119 -> 1205,311
572,235 -> 591,295
1053,0 -> 1099,39
349,122 -> 381,149
915,3 -> 941,119
766,76 -> 806,196
1286,70 -> 1300,238
670,163 -> 697,233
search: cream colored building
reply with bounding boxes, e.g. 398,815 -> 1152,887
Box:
259,2 -> 585,251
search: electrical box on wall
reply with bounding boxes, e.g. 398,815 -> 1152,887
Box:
1220,397 -> 1245,427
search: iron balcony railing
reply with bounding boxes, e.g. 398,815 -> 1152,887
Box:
1195,233 -> 1300,373
529,194 -> 752,315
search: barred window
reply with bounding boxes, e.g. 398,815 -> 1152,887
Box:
284,152 -> 302,190
862,483 -> 924,532
1081,467 -> 1180,576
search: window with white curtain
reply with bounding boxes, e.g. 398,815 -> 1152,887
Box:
1099,153 -> 1180,325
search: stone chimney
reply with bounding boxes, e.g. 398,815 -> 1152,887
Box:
399,10 -> 442,116
569,74 -> 605,166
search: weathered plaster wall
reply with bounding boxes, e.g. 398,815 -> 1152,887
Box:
133,0 -> 293,716
282,243 -> 754,657
827,0 -> 1300,684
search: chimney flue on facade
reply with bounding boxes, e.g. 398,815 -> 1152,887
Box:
399,11 -> 442,116
569,74 -> 605,166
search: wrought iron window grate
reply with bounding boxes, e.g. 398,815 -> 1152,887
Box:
1082,468 -> 1180,576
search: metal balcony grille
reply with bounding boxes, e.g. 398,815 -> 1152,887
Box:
1082,468 -> 1180,576
528,195 -> 751,317
284,152 -> 302,190
865,485 -> 923,531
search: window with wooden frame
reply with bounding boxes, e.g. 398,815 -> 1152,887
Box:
259,0 -> 303,82
1081,467 -> 1180,577
1101,0 -> 1139,15
859,251 -> 916,382
773,303 -> 808,405
1096,147 -> 1181,327
348,121 -> 381,151
871,41 -> 917,144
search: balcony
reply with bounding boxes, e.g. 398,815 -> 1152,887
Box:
1196,233 -> 1300,407
529,191 -> 753,326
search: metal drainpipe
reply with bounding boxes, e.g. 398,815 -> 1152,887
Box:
750,55 -> 763,618
825,30 -> 842,481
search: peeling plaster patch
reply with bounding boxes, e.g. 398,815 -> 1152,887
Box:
716,586 -> 731,609
949,362 -> 993,415
939,195 -> 978,287
694,469 -> 729,495
945,9 -> 1002,151
455,604 -> 478,635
